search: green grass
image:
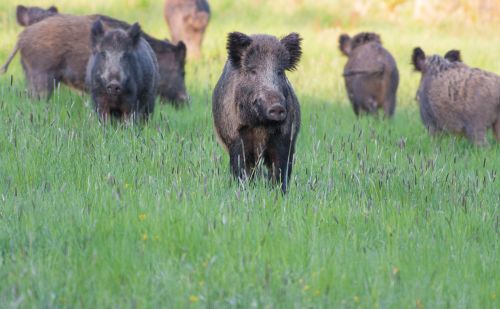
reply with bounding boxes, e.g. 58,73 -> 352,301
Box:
0,1 -> 499,308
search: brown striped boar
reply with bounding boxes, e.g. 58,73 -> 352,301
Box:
164,0 -> 210,58
412,47 -> 500,145
2,14 -> 187,105
212,32 -> 302,193
86,20 -> 158,121
339,32 -> 399,117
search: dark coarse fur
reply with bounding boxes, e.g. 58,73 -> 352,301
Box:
338,32 -> 399,117
7,13 -> 187,105
164,0 -> 210,59
212,32 -> 302,193
412,47 -> 500,145
87,20 -> 158,122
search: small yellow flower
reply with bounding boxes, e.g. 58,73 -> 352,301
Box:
303,285 -> 310,292
491,293 -> 496,300
314,290 -> 321,296
416,298 -> 424,309
139,213 -> 147,221
142,233 -> 148,241
353,296 -> 360,303
125,182 -> 130,189
189,295 -> 199,303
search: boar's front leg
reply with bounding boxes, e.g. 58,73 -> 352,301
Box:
229,139 -> 250,182
266,141 -> 295,194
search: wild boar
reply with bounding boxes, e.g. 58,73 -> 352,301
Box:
164,0 -> 210,58
1,13 -> 187,105
87,20 -> 158,121
412,47 -> 500,145
212,32 -> 302,193
339,32 -> 399,117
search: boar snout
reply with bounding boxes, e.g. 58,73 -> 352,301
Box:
266,103 -> 286,122
106,81 -> 122,96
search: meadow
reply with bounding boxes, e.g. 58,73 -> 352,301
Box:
0,0 -> 499,307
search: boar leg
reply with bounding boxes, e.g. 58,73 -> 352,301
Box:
229,140 -> 250,181
466,126 -> 488,146
493,119 -> 500,142
383,92 -> 396,118
26,70 -> 56,100
266,142 -> 295,193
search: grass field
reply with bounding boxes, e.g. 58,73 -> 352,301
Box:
0,0 -> 499,307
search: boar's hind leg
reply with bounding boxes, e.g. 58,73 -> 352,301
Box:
493,119 -> 500,142
229,140 -> 250,182
26,69 -> 57,100
466,125 -> 488,146
266,142 -> 295,194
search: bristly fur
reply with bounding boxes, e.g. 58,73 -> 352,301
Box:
350,32 -> 381,50
227,32 -> 252,68
412,47 -> 425,72
338,34 -> 351,56
444,50 -> 462,62
281,33 -> 302,71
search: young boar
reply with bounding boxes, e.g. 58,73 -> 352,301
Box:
212,32 -> 302,193
412,47 -> 500,145
2,13 -> 187,105
339,32 -> 399,117
87,20 -> 158,121
164,0 -> 210,58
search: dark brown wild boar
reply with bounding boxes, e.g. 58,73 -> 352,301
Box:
412,47 -> 500,145
212,32 -> 302,193
87,20 -> 158,121
339,32 -> 399,117
165,0 -> 210,58
2,13 -> 187,105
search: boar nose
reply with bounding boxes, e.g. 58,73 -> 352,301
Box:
106,81 -> 121,95
266,104 -> 287,122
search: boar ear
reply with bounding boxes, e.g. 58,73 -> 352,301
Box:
444,50 -> 461,62
91,20 -> 105,49
16,5 -> 29,26
227,32 -> 252,68
128,23 -> 142,47
48,6 -> 58,13
412,47 -> 426,72
281,33 -> 302,71
339,34 -> 351,56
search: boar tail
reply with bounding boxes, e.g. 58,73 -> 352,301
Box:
0,43 -> 19,75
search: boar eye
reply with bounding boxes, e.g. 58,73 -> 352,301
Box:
249,69 -> 257,75
277,70 -> 284,77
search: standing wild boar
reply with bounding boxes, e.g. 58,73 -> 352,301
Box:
87,20 -> 158,121
339,32 -> 399,117
412,47 -> 500,145
164,0 -> 210,58
212,32 -> 302,193
1,13 -> 187,105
